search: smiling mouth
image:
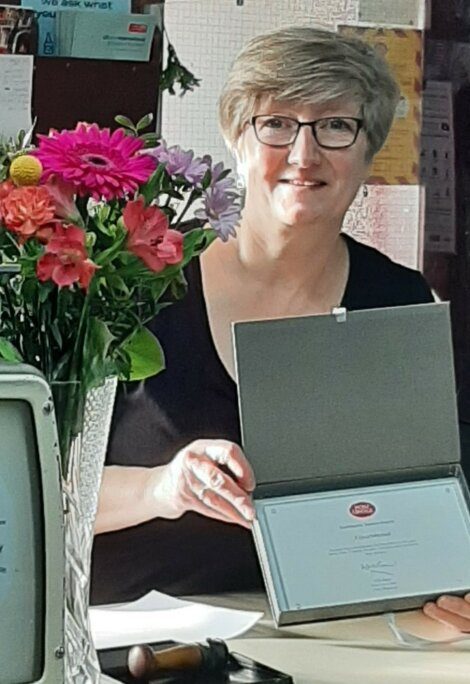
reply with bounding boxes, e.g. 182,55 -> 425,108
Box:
280,179 -> 326,187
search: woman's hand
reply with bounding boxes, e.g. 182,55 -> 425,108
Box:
146,439 -> 256,528
423,594 -> 470,633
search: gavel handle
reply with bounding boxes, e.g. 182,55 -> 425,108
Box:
128,643 -> 205,678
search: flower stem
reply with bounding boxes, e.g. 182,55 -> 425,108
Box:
57,290 -> 90,475
174,189 -> 198,226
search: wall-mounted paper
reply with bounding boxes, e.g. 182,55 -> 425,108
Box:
342,184 -> 423,270
68,12 -> 155,60
0,6 -> 36,54
358,0 -> 426,29
0,55 -> 33,139
22,0 -> 131,57
339,26 -> 423,185
420,81 -> 456,254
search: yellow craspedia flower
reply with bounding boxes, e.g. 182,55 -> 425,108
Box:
9,155 -> 43,187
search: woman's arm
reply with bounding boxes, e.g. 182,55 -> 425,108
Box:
95,465 -> 161,534
95,439 -> 255,535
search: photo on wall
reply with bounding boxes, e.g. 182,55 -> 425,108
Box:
0,6 -> 37,55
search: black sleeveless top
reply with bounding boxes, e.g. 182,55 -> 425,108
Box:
91,235 -> 433,604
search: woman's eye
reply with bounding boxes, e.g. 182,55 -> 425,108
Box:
262,118 -> 286,129
322,118 -> 353,132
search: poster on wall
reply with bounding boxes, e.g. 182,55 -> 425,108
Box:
339,26 -> 423,185
420,81 -> 456,254
342,184 -> 423,270
21,0 -> 131,57
0,55 -> 33,139
357,0 -> 427,29
0,6 -> 37,54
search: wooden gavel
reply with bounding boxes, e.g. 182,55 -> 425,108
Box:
127,639 -> 230,679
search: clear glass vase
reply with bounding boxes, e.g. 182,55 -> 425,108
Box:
52,377 -> 118,683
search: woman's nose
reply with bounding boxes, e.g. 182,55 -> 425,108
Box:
287,125 -> 322,167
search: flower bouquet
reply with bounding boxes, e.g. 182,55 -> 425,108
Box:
0,115 -> 240,681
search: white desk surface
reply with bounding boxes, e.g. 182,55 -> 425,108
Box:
99,591 -> 470,684
191,592 -> 470,684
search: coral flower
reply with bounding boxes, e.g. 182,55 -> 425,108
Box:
0,180 -> 15,204
35,123 -> 156,201
0,185 -> 56,240
123,196 -> 183,273
37,224 -> 97,290
44,176 -> 81,223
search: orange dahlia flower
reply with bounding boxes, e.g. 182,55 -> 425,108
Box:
0,185 -> 56,241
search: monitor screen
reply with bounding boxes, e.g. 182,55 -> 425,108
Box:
0,398 -> 45,682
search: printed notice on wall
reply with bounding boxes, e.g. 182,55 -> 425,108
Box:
339,26 -> 423,185
358,0 -> 426,29
0,55 -> 33,139
21,0 -> 131,57
420,81 -> 456,254
343,185 -> 423,270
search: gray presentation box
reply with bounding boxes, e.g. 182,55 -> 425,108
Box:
233,303 -> 470,626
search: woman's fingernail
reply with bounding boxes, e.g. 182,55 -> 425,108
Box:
437,595 -> 454,608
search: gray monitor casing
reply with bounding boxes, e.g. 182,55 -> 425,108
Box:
233,303 -> 467,625
0,365 -> 64,683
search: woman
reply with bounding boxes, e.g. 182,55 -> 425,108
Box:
91,26 -> 470,633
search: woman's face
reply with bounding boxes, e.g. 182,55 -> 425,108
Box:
236,98 -> 371,231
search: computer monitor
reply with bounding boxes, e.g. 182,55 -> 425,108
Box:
0,364 -> 64,683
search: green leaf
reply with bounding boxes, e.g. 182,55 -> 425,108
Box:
114,115 -> 136,131
0,338 -> 23,363
94,229 -> 127,266
170,273 -> 187,300
140,164 -> 166,204
49,319 -> 63,348
201,169 -> 212,190
160,42 -> 201,97
139,132 -> 160,148
38,281 -> 54,303
82,317 -> 116,387
182,228 -> 217,265
121,327 -> 165,381
136,113 -> 153,131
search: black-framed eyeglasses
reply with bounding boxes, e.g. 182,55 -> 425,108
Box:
251,115 -> 363,149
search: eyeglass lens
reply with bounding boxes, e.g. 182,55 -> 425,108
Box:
254,116 -> 360,148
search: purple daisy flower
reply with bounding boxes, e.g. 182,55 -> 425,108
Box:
210,161 -> 237,192
146,142 -> 209,185
195,186 -> 240,241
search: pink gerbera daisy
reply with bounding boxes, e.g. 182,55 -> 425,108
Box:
35,123 -> 156,201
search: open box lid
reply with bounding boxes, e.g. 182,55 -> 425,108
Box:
233,303 -> 460,493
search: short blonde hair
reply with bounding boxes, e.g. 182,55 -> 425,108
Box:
218,26 -> 400,159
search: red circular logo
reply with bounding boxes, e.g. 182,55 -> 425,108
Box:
349,502 -> 376,518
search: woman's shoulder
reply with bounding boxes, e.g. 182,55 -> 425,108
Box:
342,233 -> 434,310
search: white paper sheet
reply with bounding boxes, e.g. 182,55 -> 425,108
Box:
0,55 -> 33,139
357,0 -> 426,28
90,590 -> 263,649
342,184 -> 423,270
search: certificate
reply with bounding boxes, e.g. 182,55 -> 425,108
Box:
255,478 -> 470,613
